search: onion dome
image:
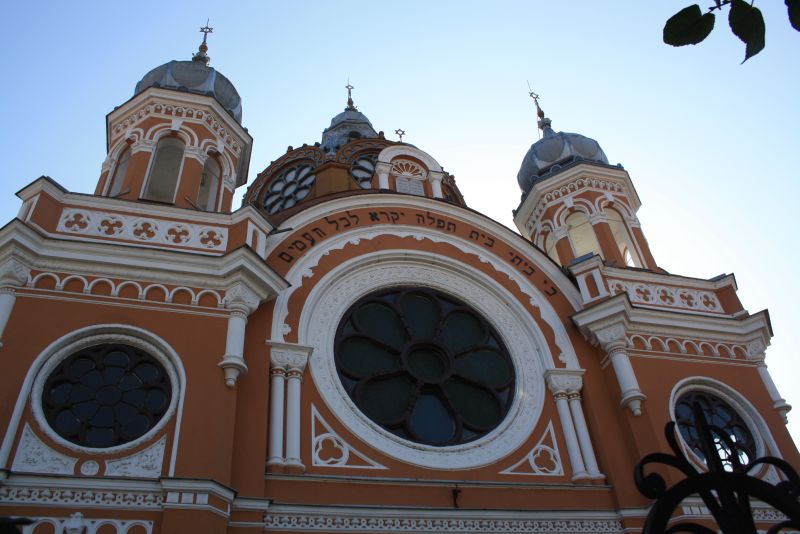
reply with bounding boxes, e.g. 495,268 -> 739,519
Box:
320,84 -> 378,154
133,27 -> 243,123
517,103 -> 608,192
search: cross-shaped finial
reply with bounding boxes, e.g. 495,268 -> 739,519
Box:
200,20 -> 214,44
345,81 -> 355,110
395,128 -> 406,142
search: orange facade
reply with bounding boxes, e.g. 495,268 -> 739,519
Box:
1,44 -> 797,534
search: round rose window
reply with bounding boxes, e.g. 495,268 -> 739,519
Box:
42,344 -> 172,448
335,287 -> 515,446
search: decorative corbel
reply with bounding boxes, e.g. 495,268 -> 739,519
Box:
219,282 -> 262,387
0,258 -> 30,347
595,323 -> 646,416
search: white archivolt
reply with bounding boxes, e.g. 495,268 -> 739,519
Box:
297,251 -> 553,469
270,224 -> 580,368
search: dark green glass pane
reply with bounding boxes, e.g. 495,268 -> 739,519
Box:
339,337 -> 400,378
70,384 -> 95,403
48,382 -> 72,405
444,379 -> 501,430
146,390 -> 169,413
400,293 -> 439,339
69,357 -> 95,377
121,414 -> 150,440
356,302 -> 408,348
440,310 -> 486,353
86,427 -> 115,448
407,347 -> 447,383
80,369 -> 103,389
134,363 -> 159,383
455,349 -> 513,388
73,400 -> 98,420
359,376 -> 413,423
123,389 -> 146,408
410,393 -> 455,444
105,350 -> 130,367
90,406 -> 115,427
103,366 -> 125,385
54,410 -> 80,435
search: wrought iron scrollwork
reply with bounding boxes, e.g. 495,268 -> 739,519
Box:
634,402 -> 800,533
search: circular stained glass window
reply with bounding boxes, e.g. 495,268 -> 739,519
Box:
335,287 -> 515,446
263,163 -> 316,214
675,391 -> 756,469
42,344 -> 172,448
350,154 -> 377,189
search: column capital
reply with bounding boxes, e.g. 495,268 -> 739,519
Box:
427,170 -> 445,183
594,322 -> 628,353
0,258 -> 30,289
545,369 -> 584,396
746,338 -> 767,360
375,161 -> 393,173
268,341 -> 313,373
223,282 -> 262,315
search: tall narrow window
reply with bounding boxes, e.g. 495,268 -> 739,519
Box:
108,145 -> 131,197
198,156 -> 221,211
565,211 -> 602,259
144,137 -> 184,203
542,231 -> 561,263
605,208 -> 642,267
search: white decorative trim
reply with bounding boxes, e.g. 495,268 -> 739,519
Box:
23,513 -> 153,534
57,208 -> 229,251
0,485 -> 163,509
80,460 -> 100,475
263,505 -> 623,533
223,282 -> 262,315
311,405 -> 387,469
500,421 -> 564,476
0,325 -> 186,478
668,376 -> 784,470
607,279 -> 722,314
11,424 -> 77,475
0,257 -> 31,287
104,435 -> 167,478
299,253 -> 549,470
270,224 -> 578,368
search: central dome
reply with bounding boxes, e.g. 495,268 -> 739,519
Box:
320,106 -> 378,154
517,118 -> 608,192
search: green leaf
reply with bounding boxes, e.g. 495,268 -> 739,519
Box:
664,5 -> 716,46
787,0 -> 800,32
729,0 -> 766,62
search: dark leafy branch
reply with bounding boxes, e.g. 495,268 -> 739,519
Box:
663,0 -> 799,62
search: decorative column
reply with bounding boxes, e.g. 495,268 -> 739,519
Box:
428,171 -> 445,199
596,323 -> 646,416
553,225 -> 575,265
567,392 -> 602,479
219,283 -> 262,387
267,341 -> 313,471
376,161 -> 392,190
748,339 -> 792,424
0,258 -> 30,347
545,370 -> 587,480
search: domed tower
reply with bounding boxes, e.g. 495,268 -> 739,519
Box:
95,28 -> 252,212
242,85 -> 466,220
513,97 -> 657,270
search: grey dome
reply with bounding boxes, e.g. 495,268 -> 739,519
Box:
517,124 -> 608,191
135,60 -> 243,123
321,107 -> 378,153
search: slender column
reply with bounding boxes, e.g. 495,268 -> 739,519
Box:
596,324 -> 646,416
428,171 -> 444,199
376,161 -> 392,190
267,367 -> 286,466
268,342 -> 312,471
748,338 -> 792,423
0,259 -> 31,347
219,283 -> 262,387
568,393 -> 602,478
285,368 -> 304,468
553,226 -> 575,265
546,371 -> 588,480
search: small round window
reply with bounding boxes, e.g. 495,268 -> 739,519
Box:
263,163 -> 316,214
42,344 -> 172,448
335,287 -> 515,447
675,391 -> 756,469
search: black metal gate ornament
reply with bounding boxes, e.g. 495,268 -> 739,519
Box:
634,402 -> 800,533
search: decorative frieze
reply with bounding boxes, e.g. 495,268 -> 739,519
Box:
607,279 -> 722,314
104,435 -> 166,478
311,405 -> 386,469
11,424 -> 77,475
501,421 -> 564,476
57,208 -> 228,252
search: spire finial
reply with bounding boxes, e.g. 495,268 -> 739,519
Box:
527,81 -> 552,136
345,80 -> 356,110
193,20 -> 213,65
395,128 -> 406,142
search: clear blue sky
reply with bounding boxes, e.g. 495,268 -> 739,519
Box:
2,2 -> 798,444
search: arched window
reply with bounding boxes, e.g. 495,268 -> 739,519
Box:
604,208 -> 642,267
107,145 -> 131,197
197,156 -> 221,211
565,211 -> 602,259
144,137 -> 184,203
542,231 -> 560,263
